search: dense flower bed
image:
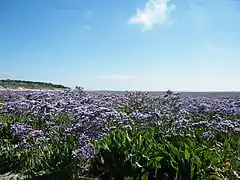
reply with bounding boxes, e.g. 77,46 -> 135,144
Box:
0,88 -> 240,179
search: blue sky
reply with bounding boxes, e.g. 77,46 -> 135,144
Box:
0,0 -> 240,91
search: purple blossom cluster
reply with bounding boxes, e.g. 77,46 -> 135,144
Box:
189,114 -> 240,134
11,123 -> 43,139
10,122 -> 44,149
1,88 -> 240,159
183,97 -> 240,116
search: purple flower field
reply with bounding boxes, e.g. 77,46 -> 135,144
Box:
0,88 -> 240,179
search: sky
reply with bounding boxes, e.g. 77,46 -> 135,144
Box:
0,0 -> 240,91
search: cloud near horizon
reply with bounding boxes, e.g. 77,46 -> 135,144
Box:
128,0 -> 175,30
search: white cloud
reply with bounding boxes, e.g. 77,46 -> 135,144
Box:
99,75 -> 134,80
128,0 -> 175,30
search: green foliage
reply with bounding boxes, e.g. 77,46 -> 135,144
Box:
0,115 -> 83,180
89,122 -> 240,179
0,95 -> 6,103
1,108 -> 240,179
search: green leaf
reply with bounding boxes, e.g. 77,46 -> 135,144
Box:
174,167 -> 180,180
126,132 -> 132,142
170,160 -> 178,171
169,144 -> 179,157
224,141 -> 231,150
100,155 -> 104,164
102,143 -> 110,151
155,156 -> 163,163
190,158 -> 196,179
139,134 -> 143,147
136,162 -> 143,168
141,172 -> 149,180
185,150 -> 190,160
194,155 -> 202,165
142,154 -> 150,161
210,155 -> 217,165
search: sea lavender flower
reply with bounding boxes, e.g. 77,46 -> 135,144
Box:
73,135 -> 97,159
191,121 -> 211,128
11,123 -> 33,139
73,142 -> 97,159
11,122 -> 44,147
131,111 -> 152,120
28,130 -> 43,137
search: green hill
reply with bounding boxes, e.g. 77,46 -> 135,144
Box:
0,79 -> 68,90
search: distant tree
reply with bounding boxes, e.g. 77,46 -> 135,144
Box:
0,79 -> 68,89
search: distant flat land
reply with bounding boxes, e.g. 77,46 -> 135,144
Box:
89,91 -> 240,98
0,78 -> 239,99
